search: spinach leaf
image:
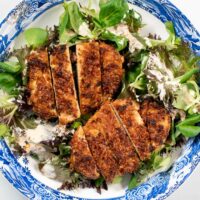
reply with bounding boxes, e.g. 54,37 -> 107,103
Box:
176,114 -> 200,127
59,2 -> 93,43
0,73 -> 19,94
59,10 -> 71,35
177,125 -> 200,137
100,31 -> 128,51
99,0 -> 128,27
65,2 -> 84,33
0,62 -> 22,74
128,175 -> 137,189
24,28 -> 48,48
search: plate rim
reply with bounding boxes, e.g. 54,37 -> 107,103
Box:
0,0 -> 200,200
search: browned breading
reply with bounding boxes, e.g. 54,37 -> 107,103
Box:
76,42 -> 102,114
70,126 -> 100,179
112,98 -> 152,160
50,45 -> 80,125
83,105 -> 119,182
100,42 -> 124,101
27,48 -> 57,119
140,100 -> 171,151
99,102 -> 140,175
140,100 -> 148,124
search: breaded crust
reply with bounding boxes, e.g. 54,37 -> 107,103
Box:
112,98 -> 152,160
100,102 -> 140,175
27,48 -> 57,119
140,100 -> 171,150
100,42 -> 124,101
83,106 -> 118,182
50,45 -> 80,125
70,126 -> 100,179
77,42 -> 102,114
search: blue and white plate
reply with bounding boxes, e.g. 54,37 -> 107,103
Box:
0,0 -> 200,199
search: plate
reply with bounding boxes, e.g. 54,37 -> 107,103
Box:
0,0 -> 200,200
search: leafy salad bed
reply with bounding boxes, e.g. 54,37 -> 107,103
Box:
0,0 -> 199,193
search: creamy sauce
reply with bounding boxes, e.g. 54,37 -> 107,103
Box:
145,52 -> 180,101
41,161 -> 57,179
78,22 -> 93,37
172,83 -> 200,111
25,125 -> 55,144
13,124 -> 56,152
108,24 -> 144,53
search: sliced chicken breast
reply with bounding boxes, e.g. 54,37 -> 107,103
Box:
76,42 -> 102,114
27,48 -> 57,119
100,42 -> 124,101
83,105 -> 119,182
70,126 -> 100,179
100,102 -> 140,175
140,100 -> 171,150
50,45 -> 80,125
112,98 -> 152,160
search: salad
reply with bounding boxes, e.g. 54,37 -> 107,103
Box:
0,0 -> 199,193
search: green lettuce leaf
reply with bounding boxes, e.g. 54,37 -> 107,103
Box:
99,0 -> 128,27
0,73 -> 19,94
100,30 -> 128,51
24,28 -> 48,48
0,62 -> 22,74
177,125 -> 200,138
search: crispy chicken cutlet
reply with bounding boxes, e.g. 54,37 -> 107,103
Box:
83,105 -> 119,182
27,48 -> 57,119
70,126 -> 100,179
100,42 -> 124,101
99,102 -> 140,175
76,42 -> 102,114
140,100 -> 171,150
50,45 -> 80,125
112,98 -> 152,160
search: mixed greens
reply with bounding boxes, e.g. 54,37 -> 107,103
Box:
0,0 -> 199,193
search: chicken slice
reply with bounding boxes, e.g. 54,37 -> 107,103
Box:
140,100 -> 171,150
27,48 -> 57,119
50,45 -> 80,125
112,98 -> 152,160
83,105 -> 119,182
76,42 -> 102,114
100,42 -> 124,101
70,126 -> 100,179
99,102 -> 140,175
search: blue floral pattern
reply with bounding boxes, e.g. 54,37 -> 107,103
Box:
0,0 -> 199,200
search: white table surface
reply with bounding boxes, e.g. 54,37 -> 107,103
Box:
0,0 -> 199,199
